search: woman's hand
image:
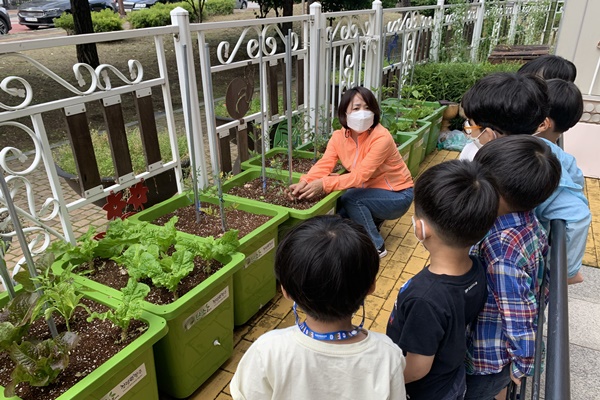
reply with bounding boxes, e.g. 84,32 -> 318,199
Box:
287,180 -> 324,200
297,179 -> 324,200
287,181 -> 308,200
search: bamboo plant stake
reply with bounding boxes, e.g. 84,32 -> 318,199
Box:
203,43 -> 227,232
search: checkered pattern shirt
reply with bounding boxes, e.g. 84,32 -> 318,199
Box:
467,211 -> 548,379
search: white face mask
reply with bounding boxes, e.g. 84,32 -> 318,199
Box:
469,128 -> 496,149
411,216 -> 426,243
346,110 -> 374,133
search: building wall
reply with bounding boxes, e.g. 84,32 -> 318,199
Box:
556,0 -> 600,177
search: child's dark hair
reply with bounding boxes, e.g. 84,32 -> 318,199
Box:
461,72 -> 549,136
474,136 -> 561,211
547,78 -> 583,133
337,86 -> 381,130
518,55 -> 577,82
415,160 -> 499,248
275,215 -> 379,322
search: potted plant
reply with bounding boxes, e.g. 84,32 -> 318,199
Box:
50,220 -> 245,399
53,129 -> 189,208
0,259 -> 167,400
396,85 -> 447,155
128,193 -> 289,326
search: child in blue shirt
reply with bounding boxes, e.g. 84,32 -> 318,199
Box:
533,78 -> 590,284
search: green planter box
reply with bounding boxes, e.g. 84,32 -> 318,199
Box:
0,288 -> 167,400
396,100 -> 446,156
391,119 -> 431,170
418,102 -> 446,155
395,133 -> 418,178
53,252 -> 245,399
223,169 -> 343,220
222,169 -> 343,242
128,193 -> 289,326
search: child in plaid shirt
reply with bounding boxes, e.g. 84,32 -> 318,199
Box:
465,136 -> 561,400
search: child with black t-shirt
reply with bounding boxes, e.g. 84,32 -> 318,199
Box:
386,159 -> 499,400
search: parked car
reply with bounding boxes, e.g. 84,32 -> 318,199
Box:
0,6 -> 11,34
120,0 -> 176,12
17,0 -> 115,29
121,0 -> 247,12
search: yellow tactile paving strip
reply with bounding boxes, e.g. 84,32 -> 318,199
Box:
583,177 -> 599,267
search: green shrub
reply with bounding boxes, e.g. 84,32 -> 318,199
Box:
54,9 -> 123,35
128,1 -> 195,29
205,0 -> 235,16
410,62 -> 522,103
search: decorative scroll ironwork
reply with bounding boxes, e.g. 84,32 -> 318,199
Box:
0,122 -> 66,272
216,25 -> 301,66
0,53 -> 145,111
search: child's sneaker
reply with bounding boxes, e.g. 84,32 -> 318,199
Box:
378,244 -> 387,258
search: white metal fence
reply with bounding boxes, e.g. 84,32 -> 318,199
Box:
0,0 -> 562,269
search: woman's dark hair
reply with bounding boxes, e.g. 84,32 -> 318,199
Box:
461,72 -> 549,136
415,160 -> 499,248
275,215 -> 379,322
518,55 -> 577,82
337,86 -> 381,130
547,79 -> 583,133
474,136 -> 561,211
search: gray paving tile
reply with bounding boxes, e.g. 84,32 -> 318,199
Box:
567,298 -> 600,350
569,265 -> 600,304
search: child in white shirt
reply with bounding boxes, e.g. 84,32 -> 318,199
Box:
230,215 -> 406,400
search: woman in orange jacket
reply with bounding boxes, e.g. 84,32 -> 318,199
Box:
289,87 -> 414,257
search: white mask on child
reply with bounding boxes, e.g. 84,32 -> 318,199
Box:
411,216 -> 426,243
346,110 -> 375,133
470,129 -> 496,149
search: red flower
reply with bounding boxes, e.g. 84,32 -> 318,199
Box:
127,181 -> 150,211
102,191 -> 127,220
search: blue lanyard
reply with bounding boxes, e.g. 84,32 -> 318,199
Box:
293,302 -> 365,342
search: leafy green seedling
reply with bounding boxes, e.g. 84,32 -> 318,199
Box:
88,278 -> 150,342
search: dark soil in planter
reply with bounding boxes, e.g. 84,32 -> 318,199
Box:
266,156 -> 344,175
80,255 -> 224,305
227,178 -> 326,209
0,298 -> 146,400
152,204 -> 271,239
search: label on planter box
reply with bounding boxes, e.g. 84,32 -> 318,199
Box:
245,238 -> 275,269
326,207 -> 335,215
416,138 -> 424,148
401,151 -> 409,161
101,364 -> 147,400
183,286 -> 230,331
